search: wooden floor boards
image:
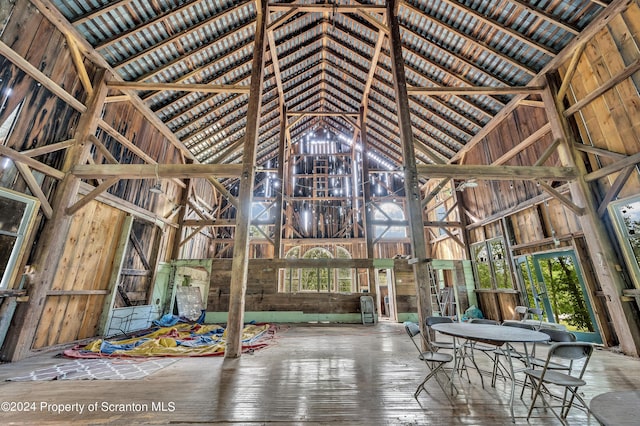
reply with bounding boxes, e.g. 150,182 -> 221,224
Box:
0,321 -> 638,425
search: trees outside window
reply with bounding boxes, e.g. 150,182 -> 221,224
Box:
471,238 -> 513,291
281,246 -> 355,293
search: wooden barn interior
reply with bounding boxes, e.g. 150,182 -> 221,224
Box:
1,0 -> 640,421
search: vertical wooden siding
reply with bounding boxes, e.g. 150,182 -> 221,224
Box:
561,3 -> 640,199
32,201 -> 125,349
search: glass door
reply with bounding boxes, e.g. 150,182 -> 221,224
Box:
516,250 -> 601,343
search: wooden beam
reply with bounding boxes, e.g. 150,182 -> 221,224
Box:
47,290 -> 110,296
14,163 -> 53,219
597,166 -> 635,217
0,145 -> 65,179
66,177 -> 119,215
170,171 -> 191,260
355,8 -> 388,34
387,0 -> 433,336
21,139 -> 75,158
1,69 -> 109,362
268,4 -> 386,13
0,40 -> 85,113
584,150 -> 640,182
491,124 -> 552,165
71,164 -> 243,179
207,177 -> 239,208
421,178 -> 451,208
104,95 -> 130,103
417,164 -> 578,181
564,57 -> 640,117
536,180 -> 585,216
267,7 -> 297,31
88,135 -> 119,164
574,144 -> 628,160
518,100 -> 545,108
183,219 -> 236,227
65,35 -> 93,96
450,0 -> 634,163
424,221 -> 462,228
407,86 -> 545,95
288,111 -> 359,116
360,107 -> 375,260
557,43 -> 586,101
106,81 -> 250,94
275,258 -> 376,269
273,104 -> 287,258
226,0 -> 267,359
179,226 -> 206,247
534,139 -> 562,166
543,73 -> 640,356
79,183 -> 176,229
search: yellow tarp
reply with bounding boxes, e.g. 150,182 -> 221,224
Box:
73,323 -> 271,357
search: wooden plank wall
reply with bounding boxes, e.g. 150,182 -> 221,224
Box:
460,105 -> 554,222
32,201 -> 125,349
0,2 -> 185,352
561,3 -> 640,198
392,260 -> 418,315
207,259 -> 363,314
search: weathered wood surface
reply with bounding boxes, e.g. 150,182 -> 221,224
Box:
0,322 -> 639,424
32,201 -> 125,349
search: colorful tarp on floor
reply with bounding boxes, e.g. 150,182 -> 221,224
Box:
63,323 -> 274,358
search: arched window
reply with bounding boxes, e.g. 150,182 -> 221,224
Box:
373,202 -> 407,238
280,246 -> 355,293
300,247 -> 333,291
335,246 -> 353,292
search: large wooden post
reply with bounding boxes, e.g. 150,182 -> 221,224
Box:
273,103 -> 287,259
1,69 -> 109,361
170,171 -> 192,260
360,107 -> 374,261
386,0 -> 433,330
543,72 -> 640,356
225,0 -> 267,358
360,107 -> 378,298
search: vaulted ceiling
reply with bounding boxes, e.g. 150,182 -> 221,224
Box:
51,0 -> 609,171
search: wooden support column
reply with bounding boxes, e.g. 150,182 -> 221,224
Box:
360,107 -> 374,261
226,0 -> 267,358
386,0 -> 433,331
171,169 -> 192,260
360,107 -> 377,305
273,104 -> 287,259
1,69 -> 109,361
543,73 -> 640,356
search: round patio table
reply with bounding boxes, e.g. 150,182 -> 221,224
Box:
589,390 -> 640,425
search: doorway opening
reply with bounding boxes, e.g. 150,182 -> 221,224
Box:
515,250 -> 602,343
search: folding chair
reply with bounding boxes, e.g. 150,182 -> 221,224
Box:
491,321 -> 537,386
520,328 -> 577,398
424,316 -> 455,351
404,322 -> 454,403
524,342 -> 594,424
425,316 -> 471,386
